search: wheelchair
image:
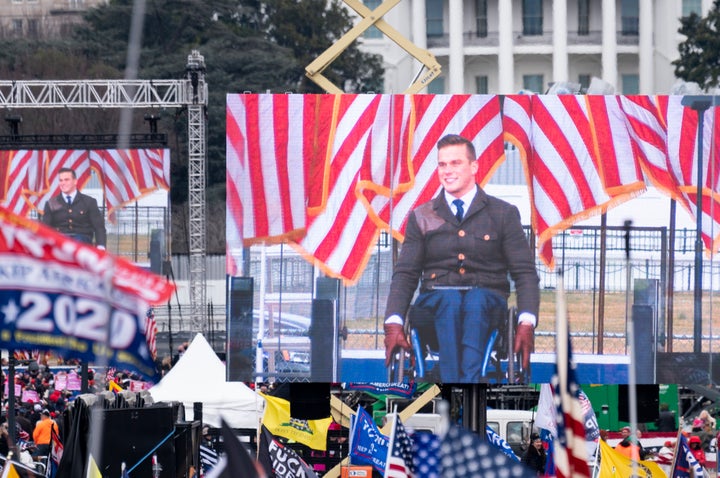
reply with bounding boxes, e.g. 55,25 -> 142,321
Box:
387,304 -> 530,384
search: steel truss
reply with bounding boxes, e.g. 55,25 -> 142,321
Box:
1,50 -> 209,333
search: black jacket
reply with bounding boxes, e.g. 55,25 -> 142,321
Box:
42,192 -> 106,247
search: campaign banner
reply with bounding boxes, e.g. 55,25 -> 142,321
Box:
0,207 -> 174,380
345,382 -> 416,398
21,389 -> 39,404
485,425 -> 520,461
348,407 -> 388,474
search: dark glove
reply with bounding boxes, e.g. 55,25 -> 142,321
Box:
514,322 -> 534,371
384,323 -> 411,367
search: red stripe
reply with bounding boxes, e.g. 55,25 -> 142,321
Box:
243,95 -> 270,236
534,99 -> 597,211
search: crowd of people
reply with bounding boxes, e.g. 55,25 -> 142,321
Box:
0,357 -> 157,471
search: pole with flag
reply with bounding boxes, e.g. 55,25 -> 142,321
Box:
552,269 -> 591,478
384,414 -> 415,478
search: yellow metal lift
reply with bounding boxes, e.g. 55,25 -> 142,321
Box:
305,0 -> 441,94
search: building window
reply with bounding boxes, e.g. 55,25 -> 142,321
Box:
476,76 -> 488,94
523,74 -> 544,93
578,74 -> 591,92
522,0 -> 543,36
427,0 -> 444,37
428,76 -> 445,94
476,0 -> 488,38
363,0 -> 383,39
578,0 -> 590,35
12,19 -> 23,35
27,19 -> 38,38
621,0 -> 639,35
622,74 -> 639,94
682,0 -> 702,17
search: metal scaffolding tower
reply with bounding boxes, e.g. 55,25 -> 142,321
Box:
0,50 -> 209,333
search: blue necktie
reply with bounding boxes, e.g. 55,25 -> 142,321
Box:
452,199 -> 464,222
66,195 -> 72,205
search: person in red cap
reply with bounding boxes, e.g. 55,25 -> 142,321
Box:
689,435 -> 706,468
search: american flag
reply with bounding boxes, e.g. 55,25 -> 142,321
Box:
672,434 -> 705,478
438,426 -> 536,478
145,307 -> 157,360
551,272 -> 591,478
504,95 -> 644,268
0,147 -> 170,221
412,431 -> 440,478
385,414 -> 415,478
226,93 -> 504,283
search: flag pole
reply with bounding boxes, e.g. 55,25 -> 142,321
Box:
624,220 -> 639,478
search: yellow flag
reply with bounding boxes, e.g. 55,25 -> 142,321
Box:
1,463 -> 21,478
261,393 -> 332,451
598,439 -> 667,478
108,380 -> 123,393
86,454 -> 103,478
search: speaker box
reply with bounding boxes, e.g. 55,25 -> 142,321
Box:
290,383 -> 330,420
632,305 -> 655,384
149,229 -> 165,275
227,277 -> 254,382
98,407 -> 176,477
618,384 -> 659,423
310,299 -> 334,381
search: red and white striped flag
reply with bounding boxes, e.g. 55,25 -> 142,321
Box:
88,148 -> 171,222
0,150 -> 43,217
506,95 -> 644,268
661,96 -> 720,254
227,94 -> 505,282
552,272 -> 591,478
621,95 -> 720,255
226,93 -> 311,247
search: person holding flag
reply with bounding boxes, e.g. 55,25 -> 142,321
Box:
522,433 -> 547,476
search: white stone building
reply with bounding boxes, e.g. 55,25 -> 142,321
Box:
357,0 -> 714,95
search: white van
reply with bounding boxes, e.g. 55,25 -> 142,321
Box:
486,409 -> 535,456
402,409 -> 535,456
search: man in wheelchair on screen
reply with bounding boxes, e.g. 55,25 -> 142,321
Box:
383,134 -> 540,383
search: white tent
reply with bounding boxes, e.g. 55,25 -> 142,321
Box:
149,333 -> 264,429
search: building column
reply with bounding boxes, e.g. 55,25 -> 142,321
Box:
601,0 -> 618,91
448,0 -> 464,93
412,0 -> 427,49
411,0 -> 428,93
639,0 -> 653,93
553,0 -> 569,84
498,0 -> 514,93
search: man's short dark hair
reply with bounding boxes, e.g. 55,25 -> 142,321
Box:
437,134 -> 476,161
58,167 -> 77,178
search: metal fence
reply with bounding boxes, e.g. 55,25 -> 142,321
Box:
217,225 -> 720,358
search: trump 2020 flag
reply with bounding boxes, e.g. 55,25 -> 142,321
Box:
349,406 -> 388,474
438,426 -> 536,478
672,434 -> 705,478
485,425 -> 520,461
0,206 -> 174,380
552,272 -> 591,478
